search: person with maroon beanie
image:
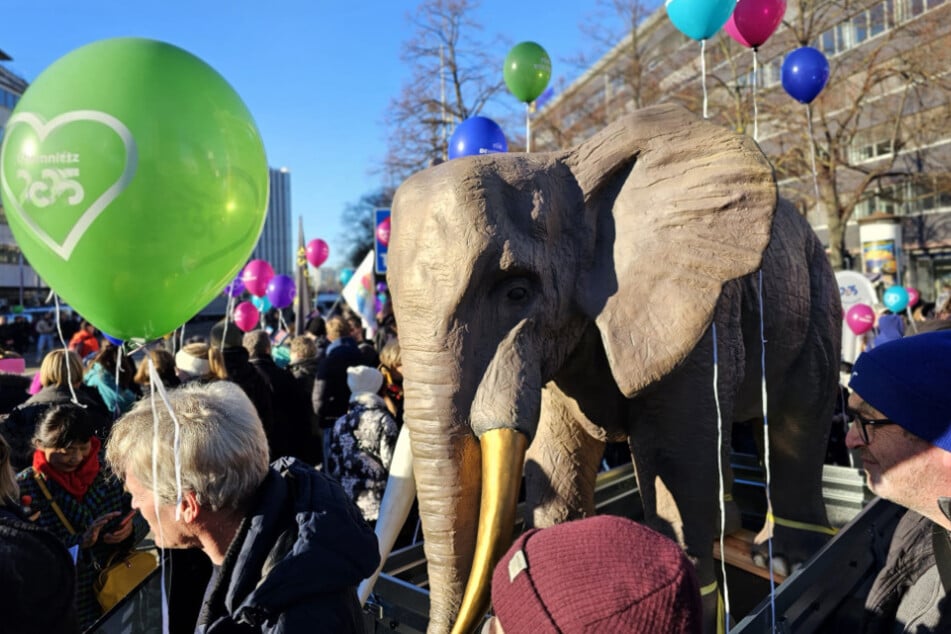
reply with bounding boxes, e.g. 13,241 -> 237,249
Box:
487,515 -> 702,633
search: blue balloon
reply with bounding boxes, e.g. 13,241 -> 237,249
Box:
339,268 -> 355,286
781,47 -> 830,104
666,0 -> 735,41
103,333 -> 123,346
448,116 -> 507,160
882,285 -> 909,313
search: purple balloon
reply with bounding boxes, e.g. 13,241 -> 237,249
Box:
376,281 -> 388,294
265,274 -> 296,309
224,276 -> 245,298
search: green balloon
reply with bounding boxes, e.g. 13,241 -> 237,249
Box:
503,41 -> 552,103
0,38 -> 268,341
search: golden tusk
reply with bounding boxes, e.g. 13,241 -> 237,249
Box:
451,428 -> 528,634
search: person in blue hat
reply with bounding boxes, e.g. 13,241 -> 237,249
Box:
846,330 -> 951,631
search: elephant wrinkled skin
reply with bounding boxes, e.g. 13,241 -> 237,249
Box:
385,104 -> 841,633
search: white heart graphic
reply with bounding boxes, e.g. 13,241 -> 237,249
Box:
0,110 -> 137,261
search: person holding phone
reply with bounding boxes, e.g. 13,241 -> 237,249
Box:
16,403 -> 147,630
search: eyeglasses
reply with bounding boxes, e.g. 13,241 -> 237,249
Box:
848,408 -> 896,444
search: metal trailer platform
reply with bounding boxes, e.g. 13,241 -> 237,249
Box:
90,457 -> 903,634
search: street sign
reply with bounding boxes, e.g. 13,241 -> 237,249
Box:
375,208 -> 390,275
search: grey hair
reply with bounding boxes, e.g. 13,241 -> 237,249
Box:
106,381 -> 269,511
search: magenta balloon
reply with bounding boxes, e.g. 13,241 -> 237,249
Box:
306,239 -> 330,268
266,274 -> 296,309
734,0 -> 786,48
376,217 -> 391,247
845,303 -> 875,335
724,14 -> 754,48
233,301 -> 260,332
241,259 -> 274,297
906,287 -> 920,307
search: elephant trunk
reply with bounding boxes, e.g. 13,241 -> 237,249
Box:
400,348 -> 483,634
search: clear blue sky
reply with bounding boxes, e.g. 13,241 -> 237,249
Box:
2,1 -> 608,269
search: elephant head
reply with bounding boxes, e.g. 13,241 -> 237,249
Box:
386,104 -> 777,633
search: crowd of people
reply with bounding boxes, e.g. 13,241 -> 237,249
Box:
0,302 -> 406,633
0,283 -> 949,633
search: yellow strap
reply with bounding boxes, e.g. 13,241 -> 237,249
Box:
723,493 -> 734,502
717,589 -> 726,634
699,579 -> 719,596
33,473 -> 77,535
767,512 -> 838,536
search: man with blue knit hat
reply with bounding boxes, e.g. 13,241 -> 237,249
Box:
846,329 -> 951,632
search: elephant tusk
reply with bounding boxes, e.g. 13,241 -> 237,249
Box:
451,428 -> 528,634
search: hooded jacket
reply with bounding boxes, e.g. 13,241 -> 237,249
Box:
195,457 -> 379,633
862,502 -> 951,633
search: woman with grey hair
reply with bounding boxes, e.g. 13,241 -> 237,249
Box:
106,380 -> 380,633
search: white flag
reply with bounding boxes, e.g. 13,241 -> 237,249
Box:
341,250 -> 377,336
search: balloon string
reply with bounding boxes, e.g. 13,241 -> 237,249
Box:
807,104 -> 821,211
701,39 -> 709,119
52,294 -> 81,407
525,103 -> 532,153
758,270 -> 778,631
113,347 -> 123,419
711,323 -> 732,630
148,374 -> 170,633
221,293 -> 237,353
752,49 -> 760,142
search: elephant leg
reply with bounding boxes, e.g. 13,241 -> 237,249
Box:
524,383 -> 605,529
751,347 -> 836,573
630,328 -> 741,634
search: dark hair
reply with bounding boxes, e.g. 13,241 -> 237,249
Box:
32,404 -> 97,449
305,315 -> 326,338
91,342 -> 137,389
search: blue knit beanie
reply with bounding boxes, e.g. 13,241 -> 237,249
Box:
850,330 -> 951,451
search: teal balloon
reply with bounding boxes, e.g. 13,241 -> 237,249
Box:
882,285 -> 909,313
503,42 -> 552,103
666,0 -> 736,41
339,268 -> 355,286
0,38 -> 268,341
251,294 -> 272,313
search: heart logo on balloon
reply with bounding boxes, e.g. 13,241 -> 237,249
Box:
0,110 -> 137,261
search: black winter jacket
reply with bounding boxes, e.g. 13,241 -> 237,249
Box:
249,356 -> 313,462
195,457 -> 379,633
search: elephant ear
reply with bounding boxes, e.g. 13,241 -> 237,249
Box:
564,104 -> 777,397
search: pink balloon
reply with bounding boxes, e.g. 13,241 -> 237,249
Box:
724,14 -> 754,48
306,239 -> 330,268
242,259 -> 275,297
846,303 -> 875,335
733,0 -> 786,48
376,217 -> 391,247
906,287 -> 920,307
233,301 -> 260,332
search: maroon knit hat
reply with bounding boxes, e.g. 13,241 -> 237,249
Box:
490,515 -> 702,633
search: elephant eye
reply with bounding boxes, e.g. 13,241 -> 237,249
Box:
507,286 -> 529,302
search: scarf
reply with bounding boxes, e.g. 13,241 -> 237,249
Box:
33,436 -> 101,502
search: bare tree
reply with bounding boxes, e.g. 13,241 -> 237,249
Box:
382,0 -> 507,184
757,1 -> 951,269
338,187 -> 394,268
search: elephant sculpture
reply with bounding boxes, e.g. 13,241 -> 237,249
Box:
384,104 -> 841,633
